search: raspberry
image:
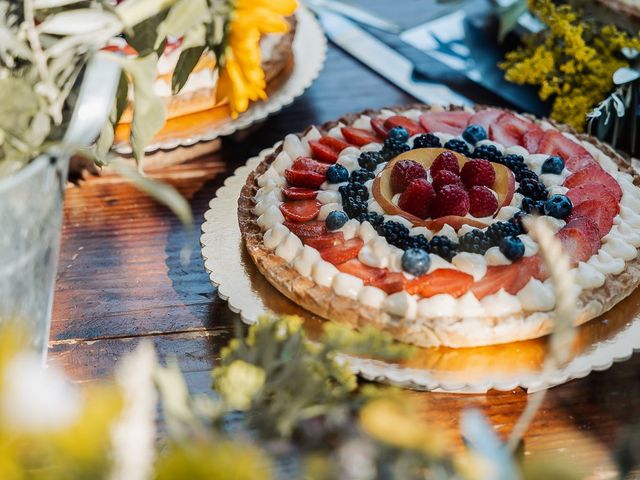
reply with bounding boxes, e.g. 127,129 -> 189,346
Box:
460,159 -> 496,189
430,151 -> 459,176
431,184 -> 469,217
390,159 -> 426,193
468,186 -> 499,217
398,178 -> 435,219
432,170 -> 462,191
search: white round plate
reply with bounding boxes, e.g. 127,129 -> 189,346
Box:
201,148 -> 640,393
114,7 -> 326,155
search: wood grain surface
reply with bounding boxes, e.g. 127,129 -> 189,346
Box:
48,2 -> 640,477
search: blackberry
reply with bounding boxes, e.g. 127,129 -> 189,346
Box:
515,168 -> 539,183
358,151 -> 383,171
428,235 -> 458,262
518,178 -> 548,201
343,197 -> 367,219
413,133 -> 441,149
409,234 -> 430,251
350,168 -> 375,184
382,138 -> 410,157
486,221 -> 520,246
509,212 -> 525,235
459,229 -> 492,254
357,211 -> 384,227
378,221 -> 410,249
443,139 -> 470,156
339,183 -> 368,202
499,154 -> 525,171
520,197 -> 545,214
472,144 -> 502,162
387,126 -> 410,143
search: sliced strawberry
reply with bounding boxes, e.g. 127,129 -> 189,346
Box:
319,135 -> 350,153
563,165 -> 622,201
292,156 -> 330,175
564,217 -> 601,254
309,140 -> 339,164
284,169 -> 325,189
522,128 -> 544,152
519,256 -> 547,282
536,130 -> 597,171
370,118 -> 388,138
318,238 -> 364,265
405,269 -> 473,298
304,231 -> 345,249
557,227 -> 593,264
336,259 -> 386,283
369,272 -> 407,294
470,264 -> 518,299
567,199 -> 617,237
341,126 -> 379,146
282,186 -> 317,200
284,220 -> 326,238
419,111 -> 472,135
489,112 -> 542,148
384,115 -> 425,136
279,200 -> 321,223
566,184 -> 615,208
467,108 -> 503,132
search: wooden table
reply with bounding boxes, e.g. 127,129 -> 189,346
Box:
49,2 -> 640,477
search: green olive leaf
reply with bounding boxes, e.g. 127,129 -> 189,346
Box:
154,0 -> 209,50
172,45 -> 206,94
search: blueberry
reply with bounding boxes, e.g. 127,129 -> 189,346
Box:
543,194 -> 572,219
541,155 -> 565,175
387,126 -> 409,143
401,248 -> 431,276
326,210 -> 348,230
326,164 -> 349,183
499,236 -> 525,261
462,124 -> 487,144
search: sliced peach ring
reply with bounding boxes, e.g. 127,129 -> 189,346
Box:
372,148 -> 515,230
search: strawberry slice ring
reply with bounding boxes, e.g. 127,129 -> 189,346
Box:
372,148 -> 515,230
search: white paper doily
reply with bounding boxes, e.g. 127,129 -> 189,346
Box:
114,7 -> 326,155
201,148 -> 640,393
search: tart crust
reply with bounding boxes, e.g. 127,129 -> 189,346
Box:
238,104 -> 640,348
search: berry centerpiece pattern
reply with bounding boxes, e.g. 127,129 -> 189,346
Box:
238,105 -> 640,348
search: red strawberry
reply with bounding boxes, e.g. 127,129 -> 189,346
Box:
282,186 -> 317,200
406,269 -> 473,298
536,130 -> 596,171
284,169 -> 325,189
309,140 -> 338,164
390,159 -> 427,193
341,126 -> 379,146
430,150 -> 460,176
284,220 -> 326,238
564,217 -> 601,254
336,259 -> 386,283
292,157 -> 330,175
419,111 -> 472,135
398,178 -> 435,219
431,184 -> 470,217
468,185 -> 499,217
384,115 -> 425,136
370,118 -> 389,138
490,112 -> 542,148
522,129 -> 544,152
470,263 -> 518,299
566,184 -> 615,208
557,227 -> 593,264
563,165 -> 622,201
460,159 -> 496,188
467,109 -> 503,132
432,170 -> 463,191
319,136 -> 350,153
318,238 -> 364,265
567,199 -> 616,236
280,200 -> 321,223
304,231 -> 345,249
369,272 -> 407,294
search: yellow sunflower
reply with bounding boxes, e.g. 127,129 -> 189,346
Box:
218,0 -> 297,117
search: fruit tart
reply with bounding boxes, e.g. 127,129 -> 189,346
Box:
238,105 -> 640,348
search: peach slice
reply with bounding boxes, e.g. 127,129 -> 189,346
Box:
372,148 -> 515,230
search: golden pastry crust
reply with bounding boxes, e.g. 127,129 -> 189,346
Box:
238,104 -> 640,348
